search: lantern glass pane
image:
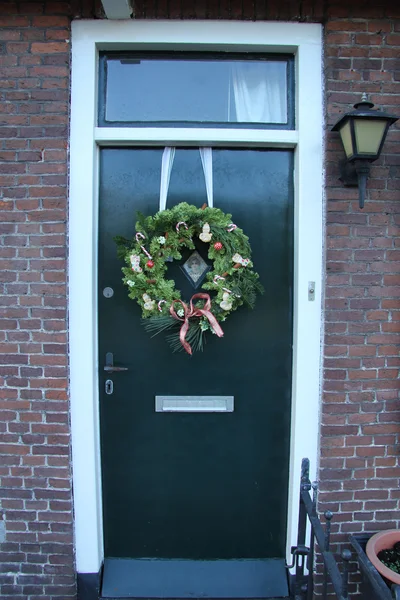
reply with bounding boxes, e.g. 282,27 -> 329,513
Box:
354,118 -> 387,156
339,121 -> 354,158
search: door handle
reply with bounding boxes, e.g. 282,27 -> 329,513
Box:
104,352 -> 129,372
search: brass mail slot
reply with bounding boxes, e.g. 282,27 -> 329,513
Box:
155,396 -> 234,413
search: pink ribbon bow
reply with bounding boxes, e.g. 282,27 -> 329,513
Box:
169,293 -> 224,355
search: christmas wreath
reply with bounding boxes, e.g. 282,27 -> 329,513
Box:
115,202 -> 263,354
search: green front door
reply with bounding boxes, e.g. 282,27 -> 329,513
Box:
98,148 -> 293,598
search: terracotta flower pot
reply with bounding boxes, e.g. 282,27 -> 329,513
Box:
366,529 -> 400,585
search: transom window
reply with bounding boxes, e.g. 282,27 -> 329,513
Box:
99,53 -> 294,129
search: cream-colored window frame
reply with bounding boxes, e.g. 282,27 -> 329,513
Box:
69,19 -> 324,574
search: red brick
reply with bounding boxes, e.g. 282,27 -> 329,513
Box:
386,34 -> 400,45
326,32 -> 352,45
0,16 -> 29,27
31,15 -> 70,27
31,42 -> 69,53
366,310 -> 389,321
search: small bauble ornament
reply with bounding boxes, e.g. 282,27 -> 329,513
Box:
146,260 -> 155,269
213,242 -> 223,251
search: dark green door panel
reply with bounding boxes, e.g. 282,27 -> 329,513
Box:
98,148 -> 293,562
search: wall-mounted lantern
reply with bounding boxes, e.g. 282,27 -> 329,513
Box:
332,94 -> 398,209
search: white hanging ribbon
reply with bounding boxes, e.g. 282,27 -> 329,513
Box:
199,147 -> 213,208
159,147 -> 176,212
159,146 -> 213,211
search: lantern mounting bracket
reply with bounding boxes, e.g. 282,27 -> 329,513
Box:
339,159 -> 371,209
354,160 -> 371,210
338,158 -> 358,187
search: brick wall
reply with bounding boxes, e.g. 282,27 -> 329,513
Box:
0,1 -> 399,599
319,5 -> 400,591
322,3 -> 400,545
0,2 -> 100,599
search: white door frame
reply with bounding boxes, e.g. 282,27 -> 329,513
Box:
69,19 -> 324,575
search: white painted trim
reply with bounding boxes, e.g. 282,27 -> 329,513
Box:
286,35 -> 324,558
70,19 -> 323,574
69,29 -> 103,574
95,128 -> 299,147
101,0 -> 133,20
75,19 -> 322,52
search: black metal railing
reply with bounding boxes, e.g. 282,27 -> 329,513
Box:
288,458 -> 352,600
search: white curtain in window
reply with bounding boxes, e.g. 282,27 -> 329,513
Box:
231,62 -> 287,124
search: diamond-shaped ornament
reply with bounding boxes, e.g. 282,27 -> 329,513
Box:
180,251 -> 210,289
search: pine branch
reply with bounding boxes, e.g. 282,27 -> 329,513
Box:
114,235 -> 134,259
142,315 -> 178,337
210,226 -> 246,255
166,321 -> 205,353
231,272 -> 264,309
135,211 -> 148,233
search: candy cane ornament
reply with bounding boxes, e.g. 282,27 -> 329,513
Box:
135,232 -> 153,260
158,300 -> 167,312
141,246 -> 153,260
176,221 -> 188,233
213,275 -> 226,284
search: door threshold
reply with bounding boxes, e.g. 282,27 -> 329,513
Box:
101,558 -> 289,599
